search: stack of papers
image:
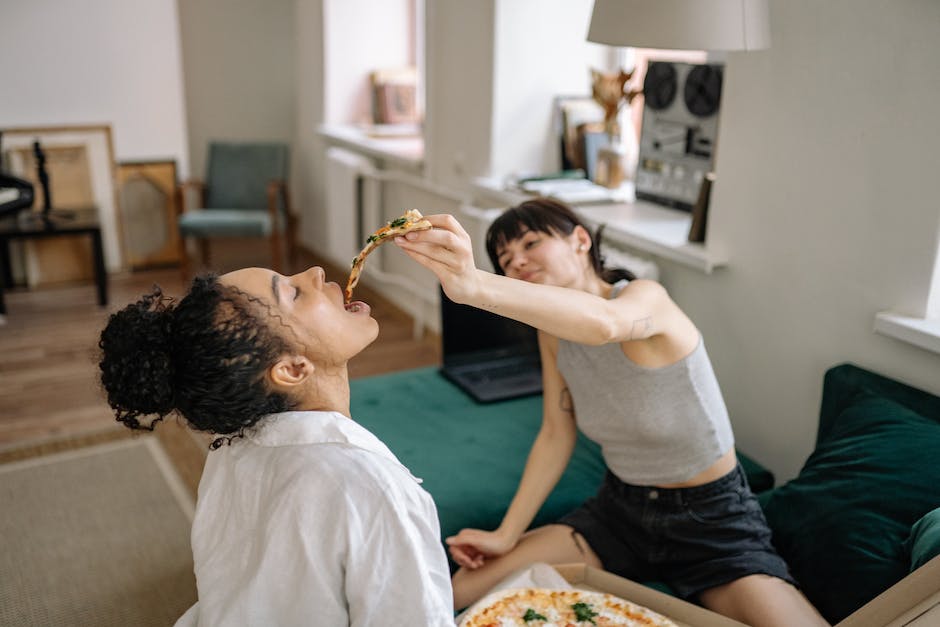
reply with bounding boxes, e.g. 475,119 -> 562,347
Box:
518,178 -> 629,205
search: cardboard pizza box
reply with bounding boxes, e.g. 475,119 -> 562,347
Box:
553,563 -> 747,627
835,554 -> 940,627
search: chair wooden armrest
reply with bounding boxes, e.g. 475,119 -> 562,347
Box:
179,179 -> 206,214
266,179 -> 288,217
266,179 -> 298,269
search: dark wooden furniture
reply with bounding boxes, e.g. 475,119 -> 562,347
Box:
0,211 -> 107,315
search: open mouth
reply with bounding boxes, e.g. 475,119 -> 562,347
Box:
344,301 -> 370,314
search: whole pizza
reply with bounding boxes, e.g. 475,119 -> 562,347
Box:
459,587 -> 678,627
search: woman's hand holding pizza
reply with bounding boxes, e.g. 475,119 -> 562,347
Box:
445,527 -> 517,570
394,213 -> 482,305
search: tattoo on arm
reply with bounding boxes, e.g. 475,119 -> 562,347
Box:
559,387 -> 574,414
629,316 -> 653,340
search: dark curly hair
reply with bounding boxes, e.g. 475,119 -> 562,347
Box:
485,197 -> 636,284
98,274 -> 296,448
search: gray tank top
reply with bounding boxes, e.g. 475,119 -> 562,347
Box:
557,281 -> 734,485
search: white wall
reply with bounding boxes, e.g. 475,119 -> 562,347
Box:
0,0 -> 189,174
294,0 -> 329,253
423,0 -> 497,190
177,0 -> 296,181
424,1 -> 608,191
659,0 -> 940,480
322,0 -> 413,125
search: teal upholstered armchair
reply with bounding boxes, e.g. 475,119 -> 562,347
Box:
177,141 -> 297,277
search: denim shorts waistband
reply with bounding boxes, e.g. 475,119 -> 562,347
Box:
605,464 -> 746,505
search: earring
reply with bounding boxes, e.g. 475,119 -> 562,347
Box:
578,244 -> 586,252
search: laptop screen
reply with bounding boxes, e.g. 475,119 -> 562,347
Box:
440,287 -> 540,366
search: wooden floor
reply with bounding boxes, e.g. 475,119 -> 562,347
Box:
0,240 -> 441,494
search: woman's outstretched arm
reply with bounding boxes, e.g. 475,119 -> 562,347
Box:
446,332 -> 578,568
396,213 -> 676,345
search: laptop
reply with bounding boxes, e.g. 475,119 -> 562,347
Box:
439,287 -> 543,403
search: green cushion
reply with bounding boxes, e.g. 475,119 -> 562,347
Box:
178,209 -> 272,237
760,394 -> 940,623
350,367 -> 607,547
818,364 -> 940,444
904,507 -> 940,572
738,450 -> 775,493
204,142 -> 288,210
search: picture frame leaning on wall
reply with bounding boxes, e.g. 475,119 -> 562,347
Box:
0,125 -> 123,286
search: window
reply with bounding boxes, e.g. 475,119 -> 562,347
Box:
875,246 -> 940,355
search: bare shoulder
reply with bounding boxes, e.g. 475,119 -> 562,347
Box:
615,279 -> 698,347
617,279 -> 684,318
615,278 -> 669,301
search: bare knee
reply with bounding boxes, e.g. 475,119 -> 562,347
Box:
569,528 -> 603,569
700,575 -> 829,627
452,525 -> 601,611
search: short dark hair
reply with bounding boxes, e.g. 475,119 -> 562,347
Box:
485,197 -> 635,283
98,274 -> 296,447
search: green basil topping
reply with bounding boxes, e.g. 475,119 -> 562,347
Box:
523,608 -> 547,622
389,217 -> 407,228
572,602 -> 598,624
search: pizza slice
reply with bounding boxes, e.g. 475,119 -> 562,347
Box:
345,208 -> 433,302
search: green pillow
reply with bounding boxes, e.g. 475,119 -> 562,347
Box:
761,395 -> 940,624
904,507 -> 940,572
350,367 -> 606,544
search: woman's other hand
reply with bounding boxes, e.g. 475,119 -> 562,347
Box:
445,527 -> 517,570
394,213 -> 481,304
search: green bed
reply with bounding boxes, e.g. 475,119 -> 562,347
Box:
350,366 -> 773,547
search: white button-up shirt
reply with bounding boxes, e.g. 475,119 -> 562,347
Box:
175,410 -> 455,626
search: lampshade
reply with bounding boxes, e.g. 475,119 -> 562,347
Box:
587,0 -> 770,51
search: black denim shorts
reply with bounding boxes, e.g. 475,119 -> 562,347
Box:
559,464 -> 797,601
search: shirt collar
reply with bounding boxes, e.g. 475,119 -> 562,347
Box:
245,410 -> 422,483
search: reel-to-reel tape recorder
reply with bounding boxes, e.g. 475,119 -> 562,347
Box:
635,61 -> 723,212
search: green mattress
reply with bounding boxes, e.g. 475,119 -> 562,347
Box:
351,366 -> 773,549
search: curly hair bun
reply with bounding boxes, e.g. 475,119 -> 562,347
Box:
98,287 -> 177,429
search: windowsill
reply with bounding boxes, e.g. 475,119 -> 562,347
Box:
318,123 -> 424,172
874,312 -> 940,355
575,202 -> 727,274
472,178 -> 727,274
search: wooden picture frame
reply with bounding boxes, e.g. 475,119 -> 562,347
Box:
578,122 -> 608,182
1,125 -> 123,285
370,67 -> 419,125
116,160 -> 181,269
553,96 -> 605,173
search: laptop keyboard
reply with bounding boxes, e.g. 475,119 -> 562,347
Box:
463,363 -> 539,383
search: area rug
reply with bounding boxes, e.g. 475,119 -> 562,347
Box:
0,437 -> 196,626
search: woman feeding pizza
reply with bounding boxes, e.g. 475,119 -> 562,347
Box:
395,199 -> 828,627
98,266 -> 454,626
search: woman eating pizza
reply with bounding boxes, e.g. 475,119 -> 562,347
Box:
98,266 -> 454,626
395,199 -> 828,627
